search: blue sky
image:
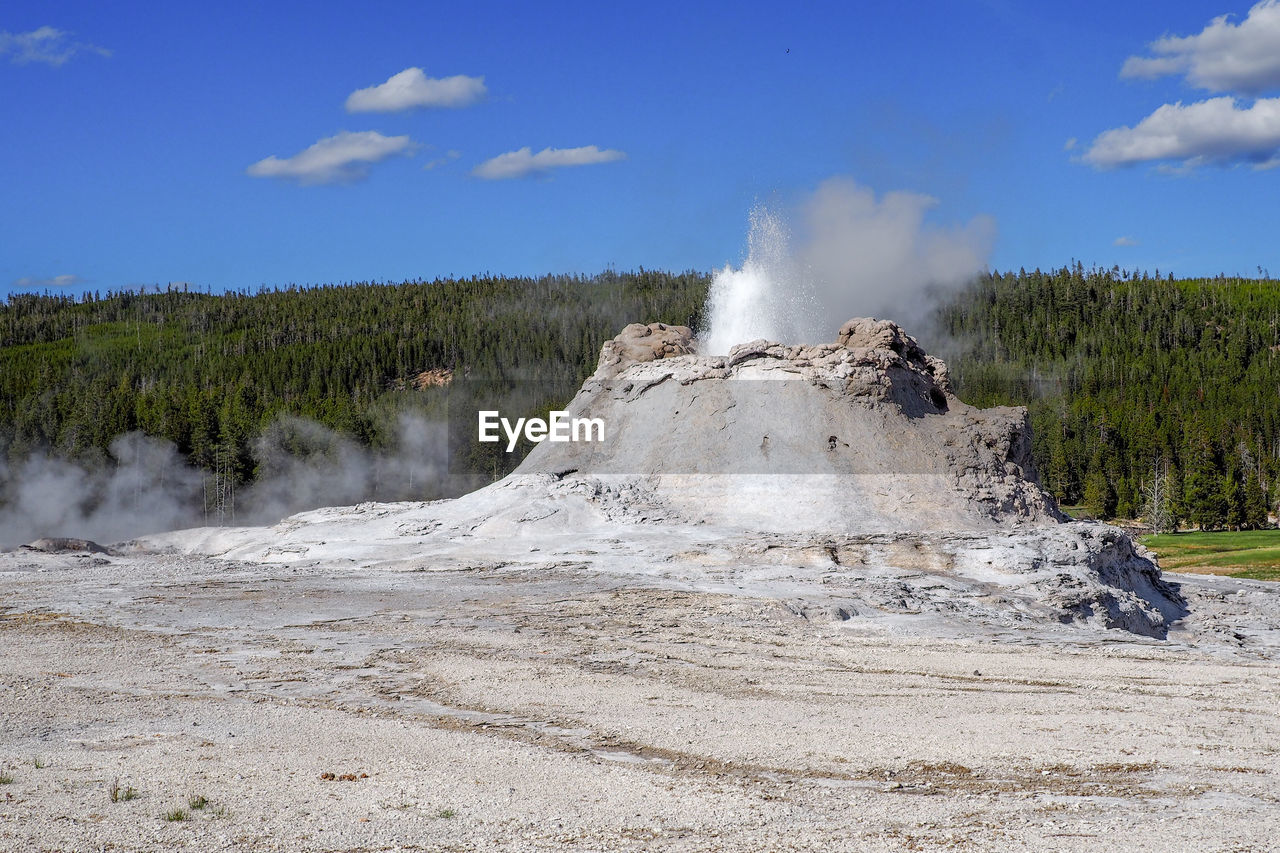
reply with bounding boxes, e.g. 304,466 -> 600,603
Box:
4,0 -> 1280,296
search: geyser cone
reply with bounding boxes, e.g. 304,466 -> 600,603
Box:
517,317 -> 1063,535
133,317 -> 1187,638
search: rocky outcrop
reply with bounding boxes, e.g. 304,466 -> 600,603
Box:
519,317 -> 1064,531
595,322 -> 695,378
509,316 -> 1185,637
134,316 -> 1188,638
21,537 -> 116,555
412,368 -> 454,389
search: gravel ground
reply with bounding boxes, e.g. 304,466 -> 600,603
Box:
2,550 -> 1279,852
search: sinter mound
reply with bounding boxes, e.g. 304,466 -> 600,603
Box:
135,318 -> 1187,638
521,317 -> 1064,531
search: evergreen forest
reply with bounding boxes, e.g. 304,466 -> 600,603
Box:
937,264 -> 1278,530
1,265 -> 1276,535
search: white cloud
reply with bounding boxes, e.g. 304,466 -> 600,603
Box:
246,131 -> 417,185
346,68 -> 486,113
1063,137 -> 1078,151
12,274 -> 84,289
0,26 -> 110,66
1084,96 -> 1280,169
471,145 -> 626,180
1121,0 -> 1280,95
423,150 -> 461,170
1113,235 -> 1139,247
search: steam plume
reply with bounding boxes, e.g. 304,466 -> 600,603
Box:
701,178 -> 996,352
0,414 -> 449,550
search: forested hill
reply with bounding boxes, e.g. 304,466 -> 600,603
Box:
0,271 -> 707,498
1,265 -> 1277,534
937,266 -> 1278,529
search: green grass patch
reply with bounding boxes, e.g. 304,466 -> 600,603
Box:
1140,530 -> 1280,578
1229,567 -> 1280,582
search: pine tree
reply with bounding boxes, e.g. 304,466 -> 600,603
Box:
1224,456 -> 1245,530
1167,464 -> 1185,530
1243,469 -> 1269,529
1142,458 -> 1174,534
1115,475 -> 1137,520
1184,435 -> 1228,531
1083,451 -> 1116,519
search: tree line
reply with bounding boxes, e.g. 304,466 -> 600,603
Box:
0,271 -> 708,514
936,264 -> 1278,529
2,264 -> 1276,530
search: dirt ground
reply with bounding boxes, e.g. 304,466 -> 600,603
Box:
2,551 -> 1279,852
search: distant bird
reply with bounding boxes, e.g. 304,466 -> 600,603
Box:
786,48 -> 790,53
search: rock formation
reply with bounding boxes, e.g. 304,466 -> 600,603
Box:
20,537 -> 115,555
135,318 -> 1188,639
520,316 -> 1063,533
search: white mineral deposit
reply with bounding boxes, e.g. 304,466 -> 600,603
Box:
3,320 -> 1278,851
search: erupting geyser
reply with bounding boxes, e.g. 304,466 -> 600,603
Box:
700,181 -> 997,353
701,206 -> 816,355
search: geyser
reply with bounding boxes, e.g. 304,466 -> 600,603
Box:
139,317 -> 1188,638
701,206 -> 815,355
700,180 -> 996,352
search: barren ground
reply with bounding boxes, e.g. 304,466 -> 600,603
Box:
2,550 -> 1279,852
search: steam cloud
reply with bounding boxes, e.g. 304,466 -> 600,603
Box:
0,414 -> 449,551
702,178 -> 995,353
0,433 -> 204,550
244,415 -> 449,524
